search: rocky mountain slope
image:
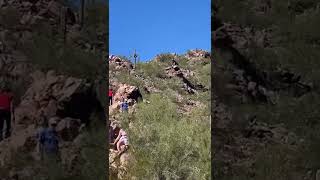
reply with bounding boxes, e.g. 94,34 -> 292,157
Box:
213,0 -> 320,179
0,1 -> 107,179
108,50 -> 211,179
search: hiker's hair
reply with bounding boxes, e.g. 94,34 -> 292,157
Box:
0,83 -> 10,92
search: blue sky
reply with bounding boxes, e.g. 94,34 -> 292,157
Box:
110,0 -> 211,61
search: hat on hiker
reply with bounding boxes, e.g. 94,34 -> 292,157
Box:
0,81 -> 9,91
49,117 -> 58,125
110,121 -> 121,129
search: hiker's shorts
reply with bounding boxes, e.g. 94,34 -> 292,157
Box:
119,136 -> 129,146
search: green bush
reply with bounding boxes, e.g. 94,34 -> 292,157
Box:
127,94 -> 211,179
138,61 -> 165,79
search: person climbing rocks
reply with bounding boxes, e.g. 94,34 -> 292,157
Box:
120,99 -> 129,112
110,122 -> 129,155
0,84 -> 14,141
109,121 -> 120,150
38,117 -> 60,161
109,88 -> 113,106
172,58 -> 179,66
109,54 -> 115,61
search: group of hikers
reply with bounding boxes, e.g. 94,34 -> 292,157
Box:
108,88 -> 129,112
0,83 -> 60,160
108,87 -> 130,156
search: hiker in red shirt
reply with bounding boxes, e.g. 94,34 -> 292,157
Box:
0,84 -> 14,141
109,89 -> 113,106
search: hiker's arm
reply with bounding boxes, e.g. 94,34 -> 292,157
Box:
117,145 -> 129,155
114,134 -> 121,144
10,99 -> 15,124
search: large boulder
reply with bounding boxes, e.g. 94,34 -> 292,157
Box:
113,83 -> 142,103
109,56 -> 133,71
15,70 -> 96,128
186,49 -> 210,59
56,117 -> 81,141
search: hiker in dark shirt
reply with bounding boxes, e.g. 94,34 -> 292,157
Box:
38,117 -> 60,161
0,84 -> 14,141
109,121 -> 120,150
120,99 -> 129,112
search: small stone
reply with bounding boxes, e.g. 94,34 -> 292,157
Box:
316,169 -> 320,180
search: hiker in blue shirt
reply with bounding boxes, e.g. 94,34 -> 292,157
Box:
37,117 -> 60,161
120,99 -> 129,112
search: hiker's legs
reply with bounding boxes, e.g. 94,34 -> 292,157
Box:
117,140 -> 121,151
117,138 -> 129,152
110,96 -> 113,105
0,110 -> 4,141
4,111 -> 11,138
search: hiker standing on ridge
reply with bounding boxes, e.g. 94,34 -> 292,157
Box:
38,117 -> 60,161
172,58 -> 179,66
0,84 -> 14,141
109,88 -> 113,106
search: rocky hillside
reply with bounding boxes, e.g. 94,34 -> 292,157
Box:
213,0 -> 320,179
0,0 -> 107,179
108,50 -> 211,179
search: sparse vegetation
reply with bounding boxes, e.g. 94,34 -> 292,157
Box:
110,52 -> 211,179
127,94 -> 210,179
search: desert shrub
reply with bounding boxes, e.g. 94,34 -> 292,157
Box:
156,53 -> 176,63
0,7 -> 21,30
127,94 -> 210,179
138,61 -> 165,79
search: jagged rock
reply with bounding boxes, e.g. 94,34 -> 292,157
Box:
20,11 -> 32,24
56,117 -> 81,141
109,101 -> 121,115
316,170 -> 320,180
186,49 -> 210,58
60,143 -> 82,174
247,81 -> 257,91
109,56 -> 133,71
109,149 -> 132,180
14,70 -> 96,127
113,83 -> 142,103
213,102 -> 232,129
0,125 -> 37,168
0,0 -> 5,7
245,121 -> 299,146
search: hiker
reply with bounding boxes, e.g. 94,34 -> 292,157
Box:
109,88 -> 113,106
38,117 -> 60,161
109,121 -> 120,150
172,59 -> 179,66
120,99 -> 129,112
110,122 -> 129,155
0,84 -> 14,141
109,55 -> 115,61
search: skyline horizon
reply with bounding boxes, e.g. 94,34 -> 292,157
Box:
110,0 -> 210,61
111,48 -> 211,62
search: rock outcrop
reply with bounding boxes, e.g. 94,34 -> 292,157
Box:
109,56 -> 133,71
